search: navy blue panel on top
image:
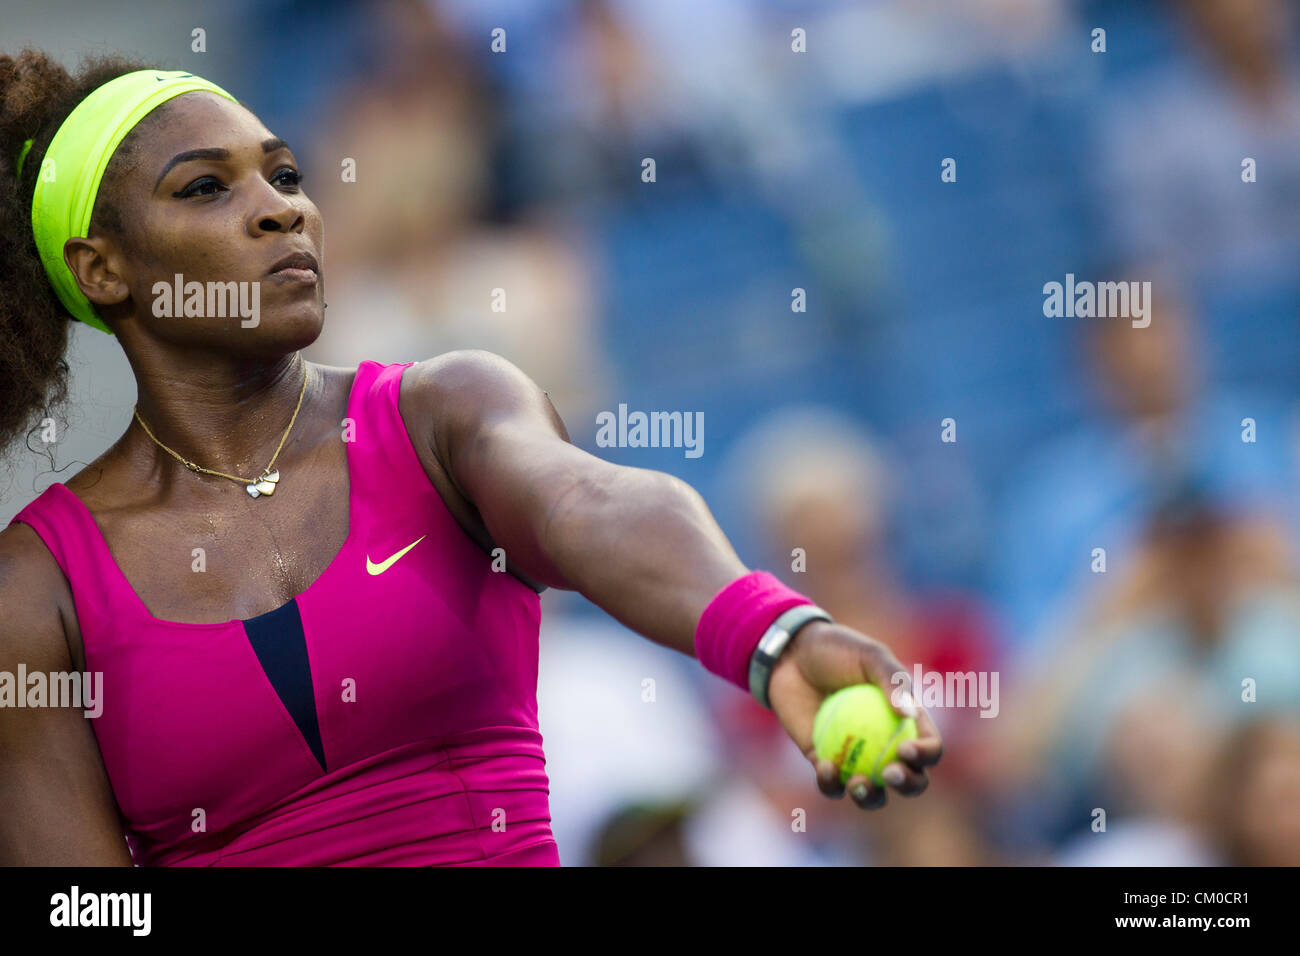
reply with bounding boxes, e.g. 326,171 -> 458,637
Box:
242,598 -> 326,773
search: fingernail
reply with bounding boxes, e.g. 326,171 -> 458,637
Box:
851,784 -> 869,802
882,766 -> 905,787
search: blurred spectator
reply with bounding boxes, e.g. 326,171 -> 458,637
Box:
302,0 -> 614,422
589,799 -> 695,866
992,493 -> 1300,856
1096,0 -> 1300,281
1053,685 -> 1225,866
1207,716 -> 1300,866
993,268 -> 1294,646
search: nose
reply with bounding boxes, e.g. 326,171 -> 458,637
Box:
246,179 -> 304,236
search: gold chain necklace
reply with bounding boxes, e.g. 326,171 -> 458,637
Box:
132,362 -> 309,499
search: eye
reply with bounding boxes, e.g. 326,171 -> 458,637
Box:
174,176 -> 224,199
272,167 -> 303,189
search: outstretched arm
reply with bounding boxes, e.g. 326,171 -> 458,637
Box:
401,350 -> 943,808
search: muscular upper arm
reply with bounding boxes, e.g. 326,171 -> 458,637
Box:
0,523 -> 133,865
400,350 -> 614,590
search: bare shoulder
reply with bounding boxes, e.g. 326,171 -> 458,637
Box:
400,350 -> 570,447
402,349 -> 542,406
392,352 -> 532,503
0,519 -> 75,669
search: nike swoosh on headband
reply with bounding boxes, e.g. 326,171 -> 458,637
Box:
366,536 -> 426,575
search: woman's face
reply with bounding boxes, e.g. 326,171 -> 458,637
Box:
80,90 -> 326,354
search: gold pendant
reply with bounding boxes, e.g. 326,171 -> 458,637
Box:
246,468 -> 281,499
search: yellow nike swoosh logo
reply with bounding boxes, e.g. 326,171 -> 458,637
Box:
366,535 -> 426,575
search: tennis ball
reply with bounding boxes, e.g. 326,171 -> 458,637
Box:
812,684 -> 918,787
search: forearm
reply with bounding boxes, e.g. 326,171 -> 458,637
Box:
540,463 -> 749,656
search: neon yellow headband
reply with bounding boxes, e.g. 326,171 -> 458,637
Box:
23,69 -> 238,335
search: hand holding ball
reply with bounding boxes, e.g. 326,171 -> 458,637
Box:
812,684 -> 917,786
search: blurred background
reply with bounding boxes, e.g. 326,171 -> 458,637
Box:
4,0 -> 1300,865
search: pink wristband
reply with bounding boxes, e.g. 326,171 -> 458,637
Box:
694,570 -> 815,692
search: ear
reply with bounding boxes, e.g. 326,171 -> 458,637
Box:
63,236 -> 132,310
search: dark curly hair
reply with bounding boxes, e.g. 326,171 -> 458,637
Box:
0,48 -> 158,464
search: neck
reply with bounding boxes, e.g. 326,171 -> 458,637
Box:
126,349 -> 313,480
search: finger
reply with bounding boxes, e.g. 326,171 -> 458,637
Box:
904,712 -> 946,770
879,761 -> 929,797
844,773 -> 887,810
899,708 -> 943,767
903,736 -> 944,768
815,758 -> 847,798
914,706 -> 941,743
895,738 -> 926,771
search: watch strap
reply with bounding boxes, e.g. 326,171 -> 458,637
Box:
748,604 -> 832,711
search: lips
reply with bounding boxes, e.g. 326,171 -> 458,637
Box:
266,251 -> 319,277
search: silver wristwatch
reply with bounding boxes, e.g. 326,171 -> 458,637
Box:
748,604 -> 832,711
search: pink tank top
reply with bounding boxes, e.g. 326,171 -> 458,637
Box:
8,361 -> 559,865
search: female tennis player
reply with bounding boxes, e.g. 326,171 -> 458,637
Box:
0,51 -> 940,865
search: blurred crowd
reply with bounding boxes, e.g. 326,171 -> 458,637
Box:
258,0 -> 1300,864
